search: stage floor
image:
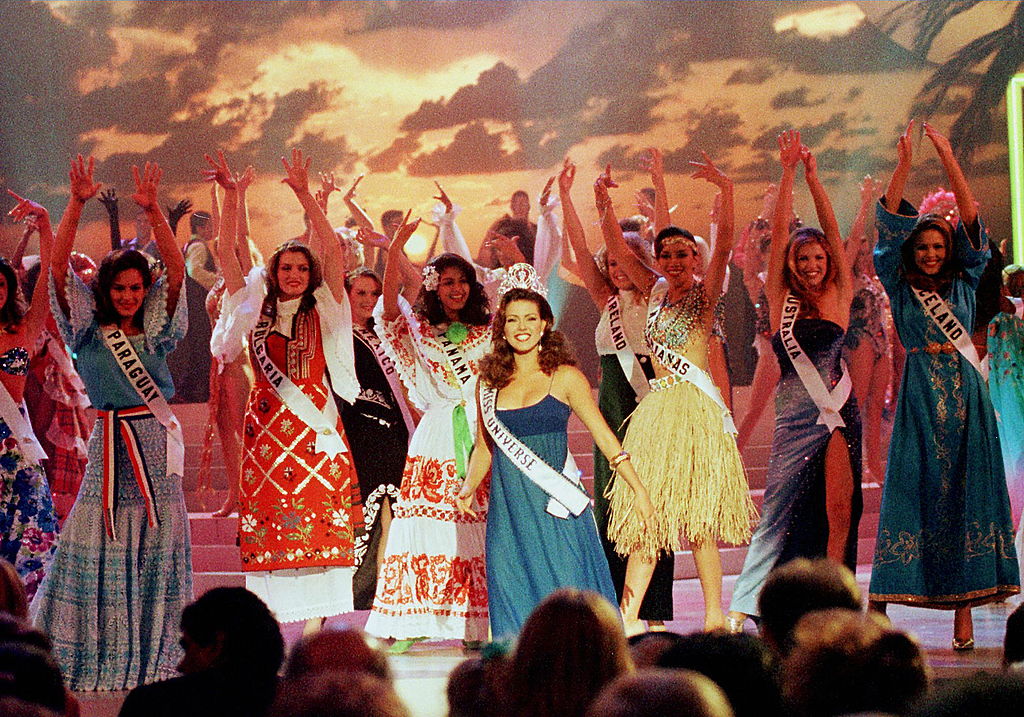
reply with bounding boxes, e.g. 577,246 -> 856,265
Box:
76,566 -> 1022,717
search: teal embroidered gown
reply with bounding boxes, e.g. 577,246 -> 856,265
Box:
869,199 -> 1019,607
486,395 -> 617,639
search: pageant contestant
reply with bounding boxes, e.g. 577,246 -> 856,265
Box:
34,157 -> 191,690
340,267 -> 414,610
206,150 -> 363,634
1,194 -> 60,600
602,157 -> 755,634
556,158 -> 674,626
456,265 -> 653,638
364,218 -> 492,652
728,132 -> 861,630
868,122 -> 1019,649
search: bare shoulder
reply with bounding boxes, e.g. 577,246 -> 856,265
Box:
551,364 -> 590,401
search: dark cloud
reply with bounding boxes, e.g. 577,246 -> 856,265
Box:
357,0 -> 524,32
366,135 -> 423,173
406,122 -> 522,176
771,87 -> 826,110
843,87 -> 863,102
726,65 -> 774,85
799,113 -> 849,148
401,63 -> 523,133
772,22 -> 925,75
814,146 -> 889,178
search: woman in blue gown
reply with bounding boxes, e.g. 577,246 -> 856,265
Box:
868,121 -> 1019,649
728,132 -> 861,629
456,266 -> 653,639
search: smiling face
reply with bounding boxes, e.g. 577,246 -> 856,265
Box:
109,268 -> 147,321
437,266 -> 470,318
347,274 -> 381,327
794,240 -> 829,289
913,228 -> 948,276
275,249 -> 311,300
657,238 -> 699,287
606,255 -> 635,291
503,298 -> 547,354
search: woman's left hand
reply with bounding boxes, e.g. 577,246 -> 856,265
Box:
280,148 -> 312,194
689,151 -> 732,190
633,486 -> 655,527
455,486 -> 477,518
131,162 -> 162,211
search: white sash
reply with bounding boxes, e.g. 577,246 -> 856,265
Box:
606,294 -> 649,399
479,384 -> 590,519
646,281 -> 736,434
251,315 -> 347,458
354,324 -> 415,438
911,286 -> 987,380
0,379 -> 47,464
779,293 -> 852,431
1011,296 -> 1024,319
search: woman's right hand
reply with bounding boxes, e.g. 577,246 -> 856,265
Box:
455,485 -> 477,518
203,150 -> 236,190
389,209 -> 419,253
69,155 -> 101,204
432,181 -> 453,214
558,157 -> 576,194
778,130 -> 802,169
633,486 -> 655,527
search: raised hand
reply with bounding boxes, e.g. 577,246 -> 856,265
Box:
859,175 -> 881,203
539,175 -> 555,207
485,231 -> 525,266
235,165 -> 256,193
389,209 -> 419,252
6,190 -> 49,225
99,188 -> 119,215
131,162 -> 163,210
896,119 -> 914,169
594,164 -> 618,212
689,150 -> 732,189
203,150 -> 236,190
778,130 -> 802,169
343,174 -> 363,202
355,227 -> 389,250
167,198 -> 193,226
69,155 -> 101,203
596,163 -> 618,190
799,145 -> 818,176
641,146 -> 664,178
280,148 -> 312,194
319,171 -> 339,199
922,121 -> 953,159
432,181 -> 453,213
558,158 -> 576,194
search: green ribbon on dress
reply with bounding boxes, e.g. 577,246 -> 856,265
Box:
452,402 -> 473,479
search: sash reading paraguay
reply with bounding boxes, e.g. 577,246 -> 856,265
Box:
911,286 -> 987,380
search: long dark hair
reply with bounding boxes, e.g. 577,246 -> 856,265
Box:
0,259 -> 25,332
782,227 -> 838,318
900,213 -> 956,292
262,241 -> 322,323
93,249 -> 153,329
479,288 -> 576,390
414,252 -> 490,327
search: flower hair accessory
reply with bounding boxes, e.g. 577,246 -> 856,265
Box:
422,264 -> 439,291
498,263 -> 547,299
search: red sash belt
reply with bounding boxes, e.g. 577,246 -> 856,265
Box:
99,406 -> 160,540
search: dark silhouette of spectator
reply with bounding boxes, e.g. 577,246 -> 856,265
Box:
118,587 -> 284,717
446,647 -> 511,717
0,643 -> 68,715
757,558 -> 862,656
910,672 -> 1024,717
0,559 -> 28,619
782,609 -> 927,717
285,627 -> 391,682
627,631 -> 684,669
269,672 -> 409,717
0,697 -> 60,717
502,589 -> 633,717
1004,601 -> 1024,670
587,668 -> 734,717
656,632 -> 783,717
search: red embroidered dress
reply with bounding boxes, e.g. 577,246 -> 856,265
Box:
239,307 -> 363,573
364,297 -> 490,642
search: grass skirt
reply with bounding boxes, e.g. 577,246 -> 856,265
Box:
608,380 -> 755,556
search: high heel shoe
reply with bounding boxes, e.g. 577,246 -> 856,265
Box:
726,615 -> 746,634
952,637 -> 975,651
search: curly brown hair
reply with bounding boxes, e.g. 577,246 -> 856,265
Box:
782,227 -> 838,319
479,288 -> 576,390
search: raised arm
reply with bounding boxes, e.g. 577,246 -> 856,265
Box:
596,166 -> 657,296
559,159 -> 611,306
281,148 -> 346,301
234,165 -> 256,274
800,145 -> 850,297
342,175 -> 374,231
7,193 -> 54,345
884,120 -> 913,212
98,188 -> 121,251
923,122 -> 979,239
51,155 -> 101,317
381,210 -> 419,322
643,147 -> 671,233
133,162 -> 184,314
845,175 -> 880,272
689,151 -> 733,299
10,223 -> 34,282
167,198 -> 193,238
766,131 -> 802,322
204,152 -> 244,297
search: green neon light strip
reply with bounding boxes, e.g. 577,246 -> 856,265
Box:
1008,74 -> 1024,265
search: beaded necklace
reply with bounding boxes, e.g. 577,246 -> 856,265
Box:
649,282 -> 707,351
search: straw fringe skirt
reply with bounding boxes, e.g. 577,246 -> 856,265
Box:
608,380 -> 756,556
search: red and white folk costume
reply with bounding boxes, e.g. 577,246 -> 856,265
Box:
364,296 -> 490,642
214,267 -> 364,623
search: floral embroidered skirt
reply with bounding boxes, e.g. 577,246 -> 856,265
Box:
365,402 -> 489,642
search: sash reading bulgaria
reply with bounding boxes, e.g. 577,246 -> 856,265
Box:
479,384 -> 590,519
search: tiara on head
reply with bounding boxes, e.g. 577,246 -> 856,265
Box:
422,264 -> 439,291
498,263 -> 547,299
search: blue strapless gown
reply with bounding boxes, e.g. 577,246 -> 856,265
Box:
486,395 -> 617,639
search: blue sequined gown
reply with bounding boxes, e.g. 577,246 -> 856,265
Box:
730,320 -> 862,616
869,200 -> 1019,607
486,395 -> 617,639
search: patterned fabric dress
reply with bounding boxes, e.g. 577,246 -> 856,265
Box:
868,200 -> 1019,608
988,311 -> 1024,536
33,272 -> 191,691
364,298 -> 490,642
0,346 -> 60,601
237,299 -> 363,624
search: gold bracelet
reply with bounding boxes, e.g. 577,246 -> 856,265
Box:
609,451 -> 631,470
